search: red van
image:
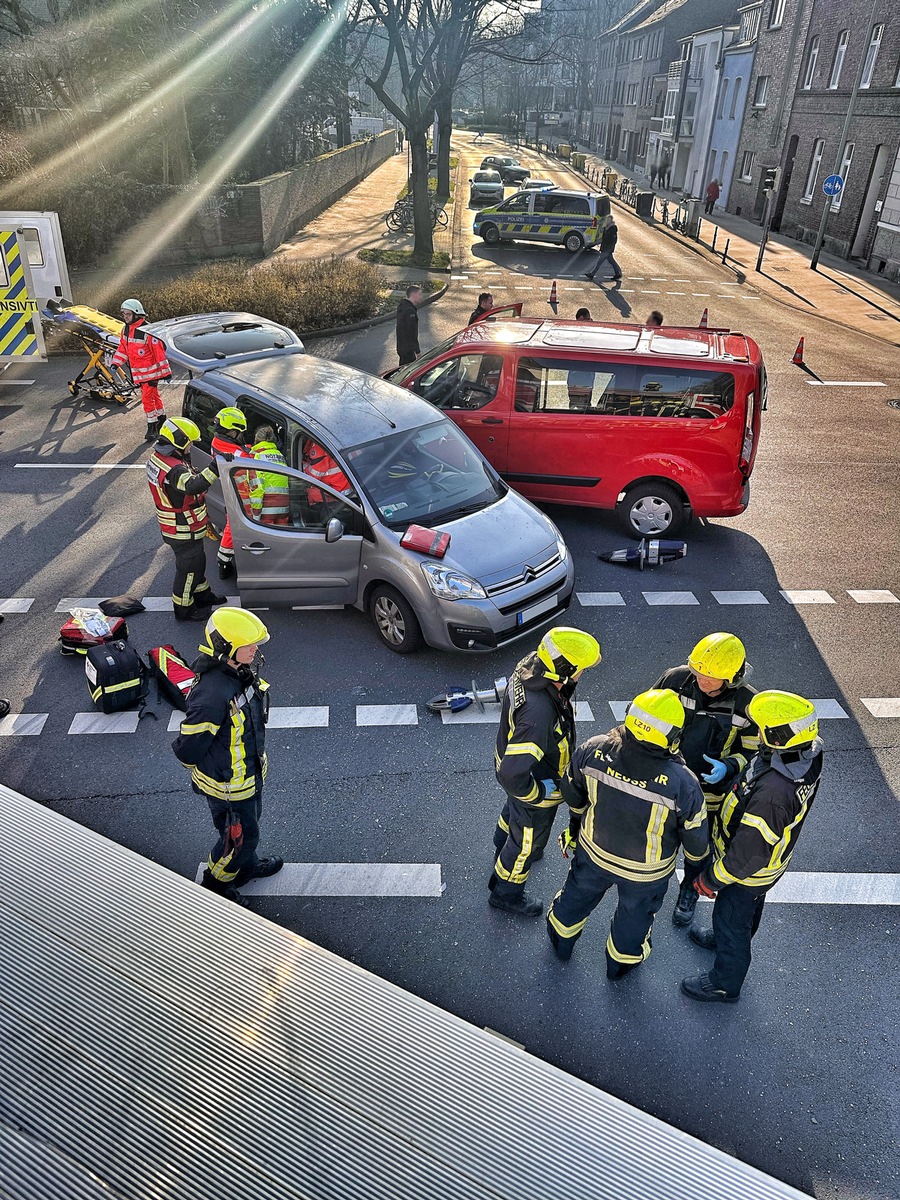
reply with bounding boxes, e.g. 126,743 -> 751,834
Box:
389,317 -> 765,536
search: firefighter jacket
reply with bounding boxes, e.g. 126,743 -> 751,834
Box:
146,446 -> 217,541
562,727 -> 708,884
112,317 -> 171,384
494,652 -> 576,805
303,438 -> 350,504
706,740 -> 824,891
654,665 -> 758,804
172,657 -> 269,802
250,443 -> 290,523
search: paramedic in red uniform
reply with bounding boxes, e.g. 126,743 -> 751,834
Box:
210,407 -> 253,579
112,298 -> 170,441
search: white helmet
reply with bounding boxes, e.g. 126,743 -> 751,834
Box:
121,298 -> 146,316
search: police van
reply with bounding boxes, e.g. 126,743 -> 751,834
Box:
473,188 -> 611,253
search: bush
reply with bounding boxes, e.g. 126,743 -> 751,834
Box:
359,248 -> 450,271
134,256 -> 388,333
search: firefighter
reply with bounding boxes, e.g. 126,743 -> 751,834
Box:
173,607 -> 283,906
111,299 -> 170,441
302,437 -> 352,505
682,691 -> 824,1003
146,417 -> 225,621
210,407 -> 253,578
547,689 -> 708,976
490,627 -> 602,917
655,633 -> 758,930
250,438 -> 291,525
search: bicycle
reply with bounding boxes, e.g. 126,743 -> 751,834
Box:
385,199 -> 448,232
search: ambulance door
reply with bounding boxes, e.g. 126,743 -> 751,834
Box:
2,212 -> 72,307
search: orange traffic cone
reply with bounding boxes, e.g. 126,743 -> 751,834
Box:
548,280 -> 558,305
792,337 -> 805,366
698,307 -> 709,329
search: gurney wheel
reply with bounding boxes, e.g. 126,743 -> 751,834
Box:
67,381 -> 79,396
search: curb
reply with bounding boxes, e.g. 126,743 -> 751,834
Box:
301,281 -> 448,341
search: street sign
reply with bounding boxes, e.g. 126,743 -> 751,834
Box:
822,174 -> 844,197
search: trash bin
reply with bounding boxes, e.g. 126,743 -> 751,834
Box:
635,191 -> 654,220
557,143 -> 571,160
571,152 -> 586,172
604,171 -> 618,194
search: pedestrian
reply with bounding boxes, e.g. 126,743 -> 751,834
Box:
396,284 -> 422,367
704,179 -> 720,214
659,153 -> 671,190
112,298 -> 170,442
646,310 -> 664,327
210,407 -> 252,579
575,307 -> 592,321
146,417 -> 225,622
397,128 -> 404,152
655,633 -> 758,929
650,159 -> 659,188
173,607 -> 283,906
547,689 -> 708,975
583,217 -> 621,282
490,627 -> 602,917
682,691 -> 824,1003
468,292 -> 494,324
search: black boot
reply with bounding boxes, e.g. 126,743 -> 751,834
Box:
217,558 -> 235,580
0,699 -> 10,719
681,972 -> 739,1003
174,606 -> 208,622
144,421 -> 158,442
672,880 -> 698,927
546,917 -> 574,961
489,889 -> 543,917
201,869 -> 250,906
194,590 -> 228,608
689,926 -> 717,950
235,856 -> 284,886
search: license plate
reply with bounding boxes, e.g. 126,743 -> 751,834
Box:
517,593 -> 558,625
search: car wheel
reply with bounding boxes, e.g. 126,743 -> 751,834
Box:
369,584 -> 424,654
617,482 -> 686,537
481,223 -> 501,246
564,230 -> 585,253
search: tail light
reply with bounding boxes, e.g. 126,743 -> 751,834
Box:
590,216 -> 598,229
401,525 -> 451,558
740,391 -> 755,474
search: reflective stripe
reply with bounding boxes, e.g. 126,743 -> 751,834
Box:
683,845 -> 708,863
627,703 -> 676,741
191,766 -> 258,802
683,803 -> 707,831
88,678 -> 140,700
645,806 -> 667,862
547,904 -> 588,939
606,931 -> 650,965
180,721 -> 220,737
504,742 -> 543,759
584,765 -> 675,810
740,813 -> 780,846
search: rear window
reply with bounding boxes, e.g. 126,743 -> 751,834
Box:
473,172 -> 501,183
172,326 -> 293,360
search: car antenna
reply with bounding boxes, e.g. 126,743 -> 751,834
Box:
361,394 -> 397,429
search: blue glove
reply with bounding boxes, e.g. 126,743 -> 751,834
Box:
540,779 -> 559,799
701,754 -> 727,785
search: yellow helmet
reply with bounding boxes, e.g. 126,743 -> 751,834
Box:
159,416 -> 201,452
688,632 -> 747,686
536,627 -> 601,681
215,406 -> 247,432
200,607 -> 270,662
625,688 -> 685,750
748,691 -> 818,750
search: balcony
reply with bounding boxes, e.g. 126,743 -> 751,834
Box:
667,61 -> 684,82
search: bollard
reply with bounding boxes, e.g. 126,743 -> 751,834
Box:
721,237 -> 730,264
711,226 -> 718,251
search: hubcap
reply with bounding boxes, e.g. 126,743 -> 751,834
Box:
374,596 -> 405,646
629,495 -> 673,535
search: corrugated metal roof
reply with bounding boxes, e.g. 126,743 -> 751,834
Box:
1,783 -> 811,1200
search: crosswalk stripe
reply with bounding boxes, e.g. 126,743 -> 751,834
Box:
0,713 -> 49,736
0,598 -> 34,613
441,700 -> 595,725
780,590 -> 835,604
759,872 -> 900,905
712,590 -> 768,605
141,595 -> 240,612
577,592 -> 625,606
847,590 -> 898,604
861,698 -> 900,718
69,712 -> 142,735
357,704 -> 418,726
193,862 -> 444,898
167,705 -> 329,733
643,591 -> 699,605
56,598 -> 105,612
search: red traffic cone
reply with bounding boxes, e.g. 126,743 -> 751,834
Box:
698,307 -> 709,329
792,337 -> 805,366
548,280 -> 558,305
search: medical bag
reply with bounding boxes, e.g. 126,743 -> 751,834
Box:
147,644 -> 196,710
84,640 -> 147,714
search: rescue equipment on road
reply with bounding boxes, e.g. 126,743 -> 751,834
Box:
147,644 -> 196,710
599,537 -> 688,570
59,608 -> 128,655
42,299 -> 139,405
426,676 -> 509,715
400,525 -> 451,558
792,337 -> 805,366
99,595 -> 146,618
698,308 -> 709,329
84,640 -> 148,714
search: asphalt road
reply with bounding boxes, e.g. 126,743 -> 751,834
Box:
1,133 -> 899,1199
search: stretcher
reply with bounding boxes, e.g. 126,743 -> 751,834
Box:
42,299 -> 138,405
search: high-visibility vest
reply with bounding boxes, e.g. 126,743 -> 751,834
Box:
112,318 -> 171,384
211,433 -> 253,507
249,442 -> 290,524
146,449 -> 210,540
302,438 -> 350,502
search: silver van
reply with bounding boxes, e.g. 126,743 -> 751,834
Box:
147,314 -> 575,654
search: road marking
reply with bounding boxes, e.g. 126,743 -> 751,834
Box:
739,295 -> 761,299
640,290 -> 661,294
805,381 -> 885,387
55,598 -> 105,612
357,704 -> 418,726
780,589 -> 835,604
0,598 -> 34,613
450,275 -> 469,280
666,291 -> 686,295
0,379 -> 35,386
673,279 -> 693,283
462,285 -> 481,289
168,705 -> 333,733
712,590 -> 769,605
193,861 -> 445,898
15,462 -> 146,470
0,713 -> 49,736
811,699 -> 849,719
650,277 -> 668,281
514,286 -> 534,290
577,592 -> 626,606
608,701 -> 629,722
762,872 -> 900,905
141,595 -> 240,612
68,712 -> 142,735
692,293 -> 710,297
643,591 -> 699,605
441,700 -> 595,725
861,698 -> 900,718
848,589 -> 898,603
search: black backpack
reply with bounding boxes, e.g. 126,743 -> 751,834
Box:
84,640 -> 148,714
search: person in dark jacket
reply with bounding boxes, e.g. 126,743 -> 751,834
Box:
468,292 -> 494,324
704,179 -> 720,214
583,219 -> 621,282
683,691 -> 824,1002
396,284 -> 422,366
548,689 -> 708,977
655,633 -> 758,929
490,627 -> 602,917
172,607 -> 283,906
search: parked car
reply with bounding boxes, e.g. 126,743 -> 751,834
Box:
388,318 -> 766,537
479,155 -> 530,185
473,189 -> 610,253
144,314 -> 575,654
521,178 -> 558,191
469,170 -> 505,207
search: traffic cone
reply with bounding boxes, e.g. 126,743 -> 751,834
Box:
548,280 -> 558,305
792,337 -> 805,366
698,307 -> 709,329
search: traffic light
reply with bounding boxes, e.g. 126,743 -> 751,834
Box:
762,166 -> 781,194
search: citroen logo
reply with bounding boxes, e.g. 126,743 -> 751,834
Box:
523,566 -> 536,582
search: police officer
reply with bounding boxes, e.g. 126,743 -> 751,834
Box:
547,689 -> 708,977
210,407 -> 252,579
490,628 -> 602,917
146,417 -> 226,621
173,607 -> 283,906
682,692 -> 824,1003
655,633 -> 758,929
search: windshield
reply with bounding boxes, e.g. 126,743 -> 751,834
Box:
391,333 -> 461,385
172,326 -> 293,359
345,419 -> 505,527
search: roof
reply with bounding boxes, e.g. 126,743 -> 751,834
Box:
2,781 -> 812,1200
606,0 -> 661,36
631,0 -> 692,31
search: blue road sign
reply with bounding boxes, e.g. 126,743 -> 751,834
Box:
822,174 -> 844,197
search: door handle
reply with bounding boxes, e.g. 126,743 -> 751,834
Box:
241,543 -> 271,554
481,416 -> 504,425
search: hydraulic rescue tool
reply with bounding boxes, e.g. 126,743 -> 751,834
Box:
599,537 -> 687,570
426,677 -> 509,715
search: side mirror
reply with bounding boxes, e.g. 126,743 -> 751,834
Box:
325,517 -> 344,543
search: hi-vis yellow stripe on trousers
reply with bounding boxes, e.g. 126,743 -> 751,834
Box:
0,230 -> 44,359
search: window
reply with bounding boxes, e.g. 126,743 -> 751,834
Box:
831,141 -> 854,210
709,151 -> 718,182
802,37 -> 819,89
860,24 -> 883,88
718,79 -> 731,118
230,470 -> 361,533
895,58 -> 900,87
768,0 -> 786,28
753,75 -> 770,107
20,228 -> 45,266
183,388 -> 290,458
829,31 -> 849,89
740,150 -> 754,180
730,78 -> 742,119
534,193 -> 590,215
412,354 -> 503,411
691,45 -> 707,77
627,82 -> 639,105
664,89 -> 678,117
497,194 -> 529,213
803,138 -> 825,201
720,151 -> 729,183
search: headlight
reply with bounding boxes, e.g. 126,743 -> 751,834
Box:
420,561 -> 488,601
555,532 -> 569,562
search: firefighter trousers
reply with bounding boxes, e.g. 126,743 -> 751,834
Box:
547,850 -> 670,977
491,794 -> 559,899
709,883 -> 767,996
202,788 -> 262,884
140,381 -> 165,420
164,535 -> 212,617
